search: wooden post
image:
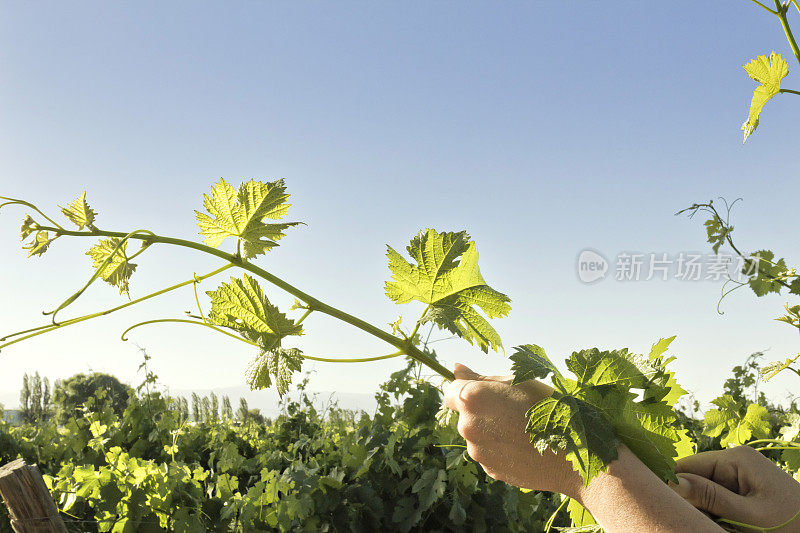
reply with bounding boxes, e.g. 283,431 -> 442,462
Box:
0,459 -> 67,533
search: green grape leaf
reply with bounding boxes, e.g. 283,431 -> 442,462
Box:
648,336 -> 676,361
789,277 -> 800,296
22,230 -> 56,257
566,348 -> 657,390
704,218 -> 731,254
385,229 -> 511,353
246,347 -> 303,396
742,250 -> 788,296
567,498 -> 597,528
435,404 -> 457,428
704,395 -> 770,447
412,468 -> 447,511
511,344 -> 563,384
741,52 -> 789,143
760,354 -> 800,382
587,388 -> 683,483
195,178 -> 300,259
86,238 -> 137,295
526,387 -> 618,487
207,274 -> 302,347
20,215 -> 37,240
642,337 -> 687,406
782,449 -> 800,472
521,340 -> 690,487
60,191 -> 96,230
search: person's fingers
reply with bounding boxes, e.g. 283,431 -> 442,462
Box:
454,363 -> 481,380
676,449 -> 741,494
453,363 -> 513,384
444,379 -> 473,412
671,473 -> 751,523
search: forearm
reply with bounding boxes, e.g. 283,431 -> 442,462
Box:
572,447 -> 724,533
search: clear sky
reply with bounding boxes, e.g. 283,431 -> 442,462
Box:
1,1 -> 798,408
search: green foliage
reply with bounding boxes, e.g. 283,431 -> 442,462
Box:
704,395 -> 772,448
86,238 -> 138,296
385,229 -> 511,353
59,191 -> 96,230
246,347 -> 303,397
207,274 -> 302,349
195,178 -> 300,259
743,250 -> 790,297
22,228 -> 55,257
0,369 -> 562,532
512,341 -> 690,489
51,373 -> 132,424
741,52 -> 790,142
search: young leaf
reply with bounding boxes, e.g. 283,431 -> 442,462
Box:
526,387 -> 618,487
587,388 -> 684,483
704,395 -> 771,447
510,344 -> 563,384
246,347 -> 303,396
790,277 -> 800,296
704,218 -> 731,254
566,498 -> 597,528
195,178 -> 300,259
20,215 -> 37,240
385,229 -> 511,353
59,191 -> 96,230
86,238 -> 137,295
566,348 -> 657,390
207,274 -> 302,347
22,230 -> 56,257
648,336 -> 676,361
760,354 -> 800,382
742,250 -> 788,296
741,52 -> 789,142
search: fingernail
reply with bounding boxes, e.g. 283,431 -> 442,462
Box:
670,475 -> 691,498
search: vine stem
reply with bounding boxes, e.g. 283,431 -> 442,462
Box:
719,504 -> 800,532
775,0 -> 800,66
121,318 -> 406,363
0,264 -> 234,351
752,0 -> 779,14
33,226 -> 455,381
747,438 -> 799,447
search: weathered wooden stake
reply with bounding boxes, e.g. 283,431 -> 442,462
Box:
0,459 -> 67,533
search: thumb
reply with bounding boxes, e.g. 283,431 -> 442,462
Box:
454,363 -> 482,380
671,473 -> 750,522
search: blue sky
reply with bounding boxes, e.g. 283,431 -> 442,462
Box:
1,2 -> 798,408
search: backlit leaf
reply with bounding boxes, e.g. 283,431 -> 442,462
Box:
511,344 -> 563,384
246,347 -> 303,396
60,191 -> 96,230
385,229 -> 510,353
22,230 -> 56,258
741,52 -> 789,142
195,178 -> 300,259
86,238 -> 137,295
207,274 -> 302,348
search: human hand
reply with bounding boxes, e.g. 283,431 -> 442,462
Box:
443,363 -> 582,497
673,446 -> 800,532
